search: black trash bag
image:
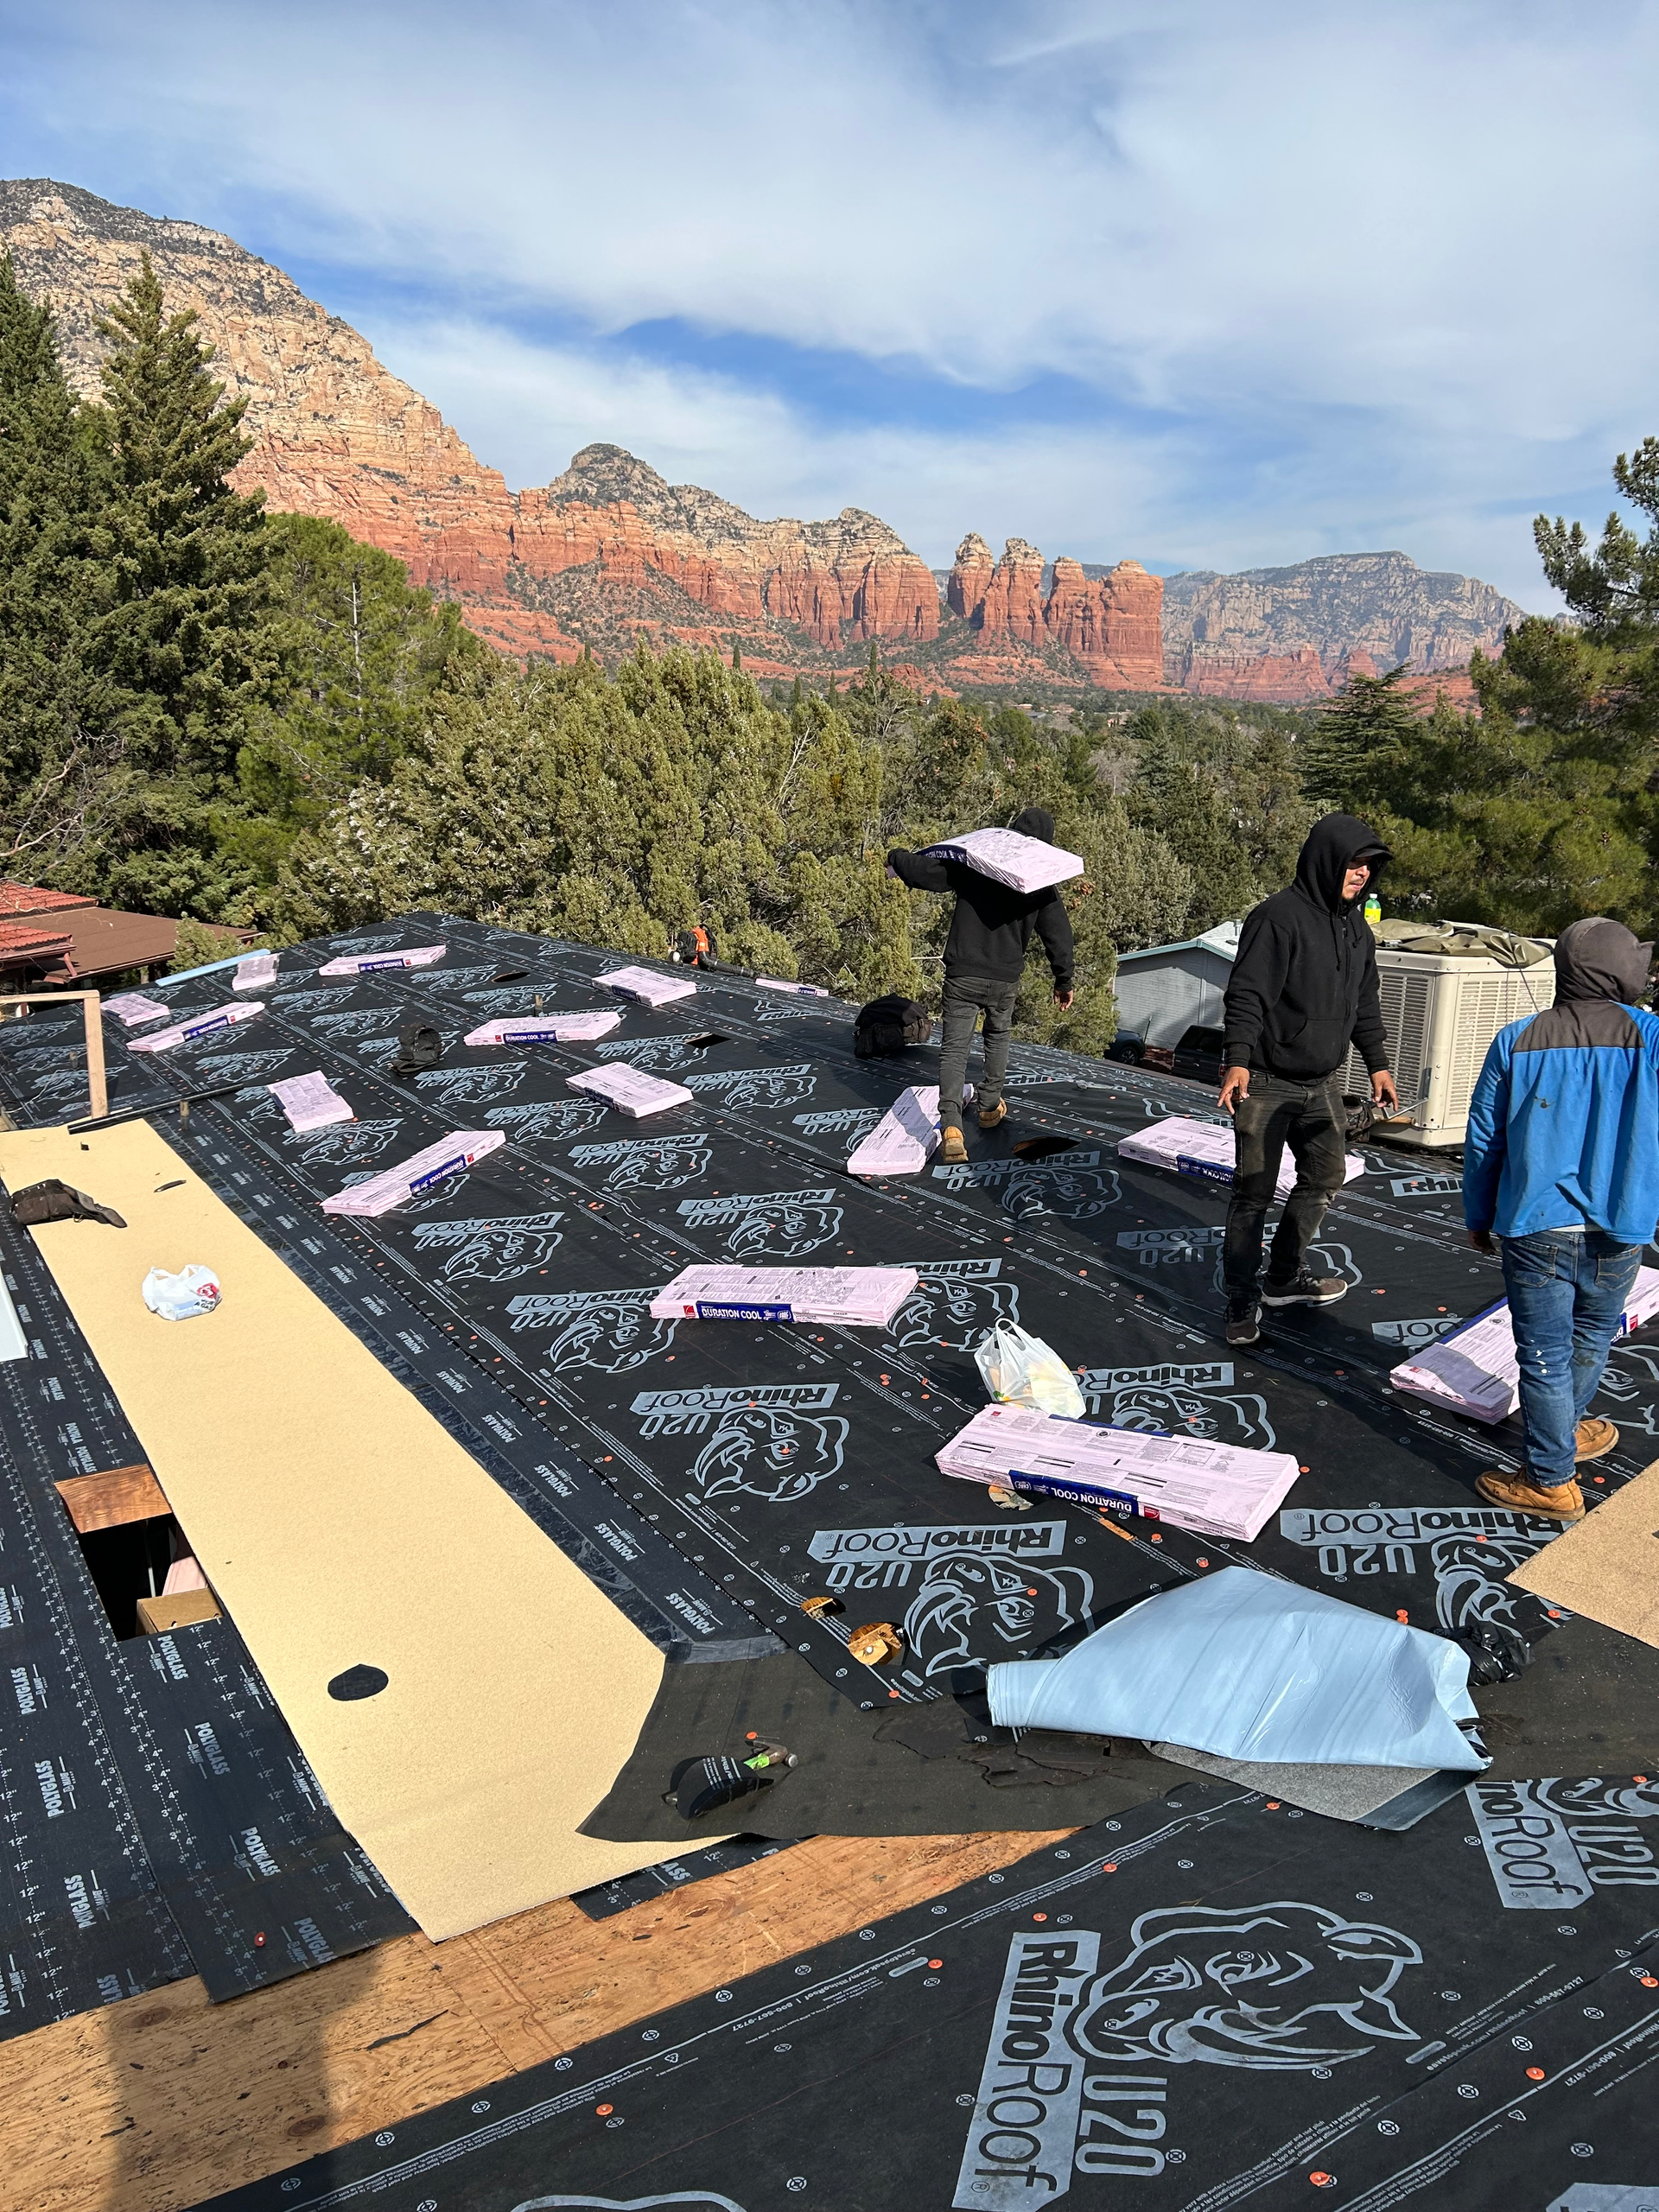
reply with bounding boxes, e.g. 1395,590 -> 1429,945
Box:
854,994 -> 931,1059
664,1739 -> 797,1821
10,1179 -> 126,1229
386,1022 -> 442,1079
1455,1618 -> 1531,1686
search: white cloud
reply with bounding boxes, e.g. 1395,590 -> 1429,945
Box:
6,0 -> 1656,601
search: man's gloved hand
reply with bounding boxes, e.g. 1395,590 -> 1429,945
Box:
1218,1065 -> 1251,1116
1371,1070 -> 1401,1116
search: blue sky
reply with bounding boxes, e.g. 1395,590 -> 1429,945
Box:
3,0 -> 1656,603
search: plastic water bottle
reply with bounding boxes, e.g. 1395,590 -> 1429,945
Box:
1363,890 -> 1382,925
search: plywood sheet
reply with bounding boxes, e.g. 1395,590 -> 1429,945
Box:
0,1120 -> 674,1939
1508,1458 -> 1659,1649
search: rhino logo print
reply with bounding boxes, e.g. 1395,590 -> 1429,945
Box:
1211,1237 -> 1361,1298
405,1063 -> 525,1105
503,1290 -> 677,1374
1591,1343 -> 1659,1436
270,985 -> 356,1014
1084,1363 -> 1277,1452
595,1037 -> 702,1072
17,1065 -> 99,1103
687,1193 -> 842,1262
569,1135 -> 714,1191
486,1099 -> 608,1142
410,1211 -> 565,1283
1067,1903 -> 1421,2070
188,1049 -> 296,1084
903,1554 -> 1095,1676
1001,1160 -> 1121,1223
307,1009 -> 392,1041
887,1261 -> 1020,1351
684,1064 -> 817,1110
417,964 -> 503,995
286,1116 -> 404,1163
460,986 -> 552,1014
689,1406 -> 849,1505
7,1043 -> 87,1072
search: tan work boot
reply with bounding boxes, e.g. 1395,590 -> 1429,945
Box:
939,1125 -> 968,1165
1575,1417 -> 1619,1462
977,1098 -> 1007,1130
1475,1470 -> 1586,1523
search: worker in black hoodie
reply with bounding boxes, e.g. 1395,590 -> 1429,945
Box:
1217,812 -> 1399,1346
887,806 -> 1074,1164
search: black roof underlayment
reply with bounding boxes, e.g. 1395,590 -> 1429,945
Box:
2,915 -> 1658,2119
205,1779 -> 1659,2211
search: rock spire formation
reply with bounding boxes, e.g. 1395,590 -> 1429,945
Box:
0,178 -> 1531,697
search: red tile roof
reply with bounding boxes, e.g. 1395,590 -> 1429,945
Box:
0,920 -> 77,969
0,882 -> 98,918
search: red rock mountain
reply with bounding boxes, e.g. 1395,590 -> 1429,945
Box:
0,178 -> 1526,701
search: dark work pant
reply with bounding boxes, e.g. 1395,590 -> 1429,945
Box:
939,971 -> 1020,1126
1222,1070 -> 1348,1297
1500,1229 -> 1644,1487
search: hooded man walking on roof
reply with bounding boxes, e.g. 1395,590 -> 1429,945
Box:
1217,813 -> 1400,1347
1463,917 -> 1659,1523
887,806 -> 1074,1165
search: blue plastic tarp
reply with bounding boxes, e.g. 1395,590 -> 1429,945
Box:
986,1565 -> 1486,1773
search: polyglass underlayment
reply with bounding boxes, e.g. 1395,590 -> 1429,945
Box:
1118,1115 -> 1366,1202
128,1001 -> 265,1053
0,1268 -> 25,1361
649,1263 -> 918,1327
566,1063 -> 695,1117
916,825 -> 1084,893
317,944 -> 446,976
846,1084 -> 956,1176
321,1129 -> 505,1216
594,965 -> 697,1007
988,1564 -> 1484,1770
1391,1265 -> 1659,1423
938,1402 -> 1302,1541
101,991 -> 171,1027
464,1010 -> 623,1046
269,1070 -> 354,1132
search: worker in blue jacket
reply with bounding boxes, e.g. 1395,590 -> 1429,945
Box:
1463,917 -> 1659,1522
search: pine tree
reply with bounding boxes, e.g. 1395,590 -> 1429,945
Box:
0,255 -> 120,877
1297,664 -> 1422,810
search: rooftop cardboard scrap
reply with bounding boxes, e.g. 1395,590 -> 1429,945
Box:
0,1117 -> 679,1940
1508,1457 -> 1659,1649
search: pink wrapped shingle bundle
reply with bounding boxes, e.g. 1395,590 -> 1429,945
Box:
464,1011 -> 623,1046
1390,1268 -> 1659,1423
594,965 -> 697,1007
129,1001 -> 265,1053
102,991 -> 171,1027
565,1064 -> 694,1118
754,977 -> 830,997
649,1264 -> 918,1326
1118,1116 -> 1366,1203
937,1402 -> 1304,1542
232,951 -> 278,992
317,944 -> 447,976
915,825 -> 1083,893
269,1071 -> 354,1133
847,1085 -> 957,1177
321,1129 -> 505,1217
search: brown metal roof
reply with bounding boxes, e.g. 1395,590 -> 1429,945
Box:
41,907 -> 181,982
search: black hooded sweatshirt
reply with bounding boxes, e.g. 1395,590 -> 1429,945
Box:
1222,812 -> 1392,1081
888,806 -> 1075,988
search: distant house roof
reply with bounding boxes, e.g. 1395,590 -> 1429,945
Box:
1116,920 -> 1243,967
0,904 -> 184,983
0,882 -> 98,918
0,919 -> 78,972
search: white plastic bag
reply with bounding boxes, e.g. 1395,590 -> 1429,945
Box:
142,1263 -> 222,1321
974,1319 -> 1085,1419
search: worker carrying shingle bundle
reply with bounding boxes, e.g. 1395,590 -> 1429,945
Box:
1463,917 -> 1659,1523
1217,813 -> 1400,1346
887,806 -> 1074,1165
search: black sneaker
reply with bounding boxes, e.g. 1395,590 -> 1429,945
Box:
1261,1268 -> 1349,1307
1224,1298 -> 1262,1347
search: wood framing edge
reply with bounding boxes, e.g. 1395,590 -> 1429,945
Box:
0,991 -> 108,1121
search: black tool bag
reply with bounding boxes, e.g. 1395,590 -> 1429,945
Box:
853,995 -> 931,1058
10,1179 -> 127,1229
386,1022 -> 442,1079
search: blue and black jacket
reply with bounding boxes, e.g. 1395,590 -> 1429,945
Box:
1463,917 -> 1659,1243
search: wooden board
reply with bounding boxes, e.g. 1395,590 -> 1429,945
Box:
135,1587 -> 221,1633
54,1461 -> 168,1534
0,1116 -> 675,1936
1509,1456 -> 1659,1647
0,1826 -> 1074,2212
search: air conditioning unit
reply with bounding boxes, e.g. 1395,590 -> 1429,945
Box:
1338,949 -> 1554,1148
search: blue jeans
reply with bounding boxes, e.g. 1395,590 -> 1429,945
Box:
1499,1230 -> 1645,1488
